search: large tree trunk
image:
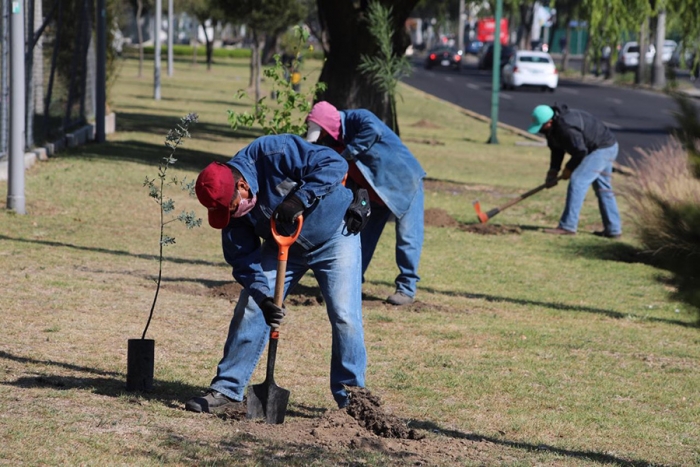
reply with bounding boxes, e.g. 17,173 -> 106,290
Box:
316,0 -> 419,127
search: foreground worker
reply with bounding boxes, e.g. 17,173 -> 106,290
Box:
306,101 -> 426,306
186,134 -> 366,413
527,104 -> 622,239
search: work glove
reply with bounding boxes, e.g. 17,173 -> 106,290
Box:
561,167 -> 572,180
273,195 -> 305,224
545,169 -> 559,188
260,297 -> 286,329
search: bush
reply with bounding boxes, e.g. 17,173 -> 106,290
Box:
124,45 -> 253,58
624,139 -> 700,323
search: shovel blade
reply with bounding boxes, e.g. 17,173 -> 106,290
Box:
246,380 -> 290,424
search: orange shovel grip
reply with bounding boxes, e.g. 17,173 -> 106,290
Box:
270,215 -> 304,261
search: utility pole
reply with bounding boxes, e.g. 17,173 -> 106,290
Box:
95,0 -> 106,142
167,0 -> 173,77
154,0 -> 162,100
488,0 -> 503,144
8,0 -> 25,214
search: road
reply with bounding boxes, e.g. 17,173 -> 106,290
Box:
403,55 -> 698,166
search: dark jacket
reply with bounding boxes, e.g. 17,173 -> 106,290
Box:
546,105 -> 616,172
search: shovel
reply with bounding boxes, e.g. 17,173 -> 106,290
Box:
472,176 -> 562,223
246,215 -> 303,424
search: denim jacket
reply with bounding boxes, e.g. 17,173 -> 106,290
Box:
339,109 -> 426,218
221,134 -> 351,306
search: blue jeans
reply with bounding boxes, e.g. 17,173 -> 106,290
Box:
210,222 -> 366,408
559,143 -> 622,235
361,183 -> 424,298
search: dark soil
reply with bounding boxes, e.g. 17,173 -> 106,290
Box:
460,223 -> 522,235
345,386 -> 424,440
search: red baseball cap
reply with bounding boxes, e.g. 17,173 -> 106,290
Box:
195,162 -> 235,229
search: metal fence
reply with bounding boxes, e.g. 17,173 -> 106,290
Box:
0,0 -> 95,161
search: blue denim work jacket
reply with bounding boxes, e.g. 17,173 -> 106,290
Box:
339,109 -> 426,218
222,134 -> 351,306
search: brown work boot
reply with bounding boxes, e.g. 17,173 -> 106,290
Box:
386,291 -> 414,306
186,390 -> 241,413
543,227 -> 576,236
593,230 -> 622,240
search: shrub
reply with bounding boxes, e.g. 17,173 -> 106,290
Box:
624,138 -> 700,323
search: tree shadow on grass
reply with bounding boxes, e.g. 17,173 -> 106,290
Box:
63,140 -> 229,173
406,282 -> 696,328
0,234 -> 228,268
0,350 -> 324,417
114,111 -> 263,142
562,240 -> 700,327
409,420 -> 669,467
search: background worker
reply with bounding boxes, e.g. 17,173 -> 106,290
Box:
527,104 -> 622,239
306,101 -> 426,306
186,134 -> 366,413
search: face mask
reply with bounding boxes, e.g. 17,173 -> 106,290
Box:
233,194 -> 256,217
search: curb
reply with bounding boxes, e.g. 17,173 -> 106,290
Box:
404,82 -> 544,143
0,113 -> 116,182
0,152 -> 38,182
402,82 -> 634,176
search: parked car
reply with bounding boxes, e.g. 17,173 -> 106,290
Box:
501,51 -> 558,92
425,46 -> 463,71
477,42 -> 517,70
464,40 -> 484,56
616,41 -> 655,72
660,40 -> 678,63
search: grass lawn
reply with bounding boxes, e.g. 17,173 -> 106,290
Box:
0,55 -> 698,466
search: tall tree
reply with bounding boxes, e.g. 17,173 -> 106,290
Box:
316,0 -> 419,126
181,0 -> 224,70
582,0 -> 650,79
216,0 -> 304,103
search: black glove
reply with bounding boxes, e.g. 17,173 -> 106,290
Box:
260,297 -> 286,329
273,195 -> 305,224
545,169 -> 559,188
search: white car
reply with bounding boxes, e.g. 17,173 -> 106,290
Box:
616,41 -> 655,72
501,51 -> 558,92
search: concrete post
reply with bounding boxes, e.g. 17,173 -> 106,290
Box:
167,0 -> 173,76
8,0 -> 25,214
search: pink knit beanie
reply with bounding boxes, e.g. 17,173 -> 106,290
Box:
307,101 -> 341,141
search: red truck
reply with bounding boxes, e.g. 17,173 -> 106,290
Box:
476,18 -> 509,45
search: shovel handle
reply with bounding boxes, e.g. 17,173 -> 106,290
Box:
270,216 -> 303,309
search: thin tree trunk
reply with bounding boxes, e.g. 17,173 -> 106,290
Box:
137,0 -> 144,77
637,17 -> 648,85
192,20 -> 198,65
562,27 -> 571,71
201,20 -> 212,71
652,9 -> 666,89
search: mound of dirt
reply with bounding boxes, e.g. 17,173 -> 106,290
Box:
345,386 -> 424,440
409,119 -> 441,129
404,138 -> 445,146
460,223 -> 522,235
424,208 -> 460,228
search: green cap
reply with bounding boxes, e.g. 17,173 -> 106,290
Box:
528,105 -> 555,134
